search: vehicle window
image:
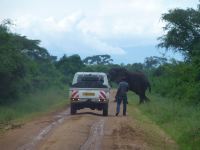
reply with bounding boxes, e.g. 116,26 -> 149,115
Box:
72,74 -> 107,88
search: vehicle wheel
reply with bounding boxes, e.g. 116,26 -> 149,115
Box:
103,103 -> 108,116
70,104 -> 77,115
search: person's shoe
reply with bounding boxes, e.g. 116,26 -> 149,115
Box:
123,113 -> 126,116
115,112 -> 119,116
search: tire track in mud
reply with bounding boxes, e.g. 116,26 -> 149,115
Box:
17,108 -> 71,150
80,118 -> 105,150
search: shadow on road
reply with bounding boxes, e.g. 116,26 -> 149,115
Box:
74,111 -> 116,117
74,112 -> 103,116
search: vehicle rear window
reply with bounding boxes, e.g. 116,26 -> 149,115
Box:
71,74 -> 107,88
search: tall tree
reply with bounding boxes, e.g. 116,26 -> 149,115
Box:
83,54 -> 113,65
158,4 -> 200,60
0,20 -> 59,102
0,20 -> 26,100
56,54 -> 84,82
144,56 -> 167,69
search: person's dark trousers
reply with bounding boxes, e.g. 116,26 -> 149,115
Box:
116,95 -> 127,115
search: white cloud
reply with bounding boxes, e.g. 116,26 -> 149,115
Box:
43,12 -> 83,32
83,34 -> 126,55
12,14 -> 126,55
2,0 -> 198,62
75,0 -> 165,39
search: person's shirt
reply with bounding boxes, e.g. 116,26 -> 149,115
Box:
116,81 -> 129,97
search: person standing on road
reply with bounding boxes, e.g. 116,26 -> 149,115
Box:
115,78 -> 129,116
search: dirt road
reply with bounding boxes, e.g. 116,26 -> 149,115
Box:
0,90 -> 178,150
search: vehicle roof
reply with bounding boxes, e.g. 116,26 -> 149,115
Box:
75,72 -> 106,75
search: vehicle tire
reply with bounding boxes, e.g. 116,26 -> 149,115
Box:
70,104 -> 77,115
103,103 -> 108,116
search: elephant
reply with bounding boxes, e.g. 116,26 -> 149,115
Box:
108,67 -> 151,104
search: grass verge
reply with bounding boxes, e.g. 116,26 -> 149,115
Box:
0,86 -> 69,131
128,92 -> 200,150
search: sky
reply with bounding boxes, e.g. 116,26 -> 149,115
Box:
0,0 -> 199,64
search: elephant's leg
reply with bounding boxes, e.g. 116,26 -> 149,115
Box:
139,95 -> 145,104
140,89 -> 149,104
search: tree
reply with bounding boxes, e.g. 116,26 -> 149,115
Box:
0,20 -> 60,103
125,63 -> 144,72
56,54 -> 84,83
158,3 -> 200,81
0,20 -> 26,101
144,56 -> 167,69
83,54 -> 113,65
158,4 -> 200,60
0,20 -> 51,62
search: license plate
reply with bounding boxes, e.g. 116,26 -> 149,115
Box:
83,92 -> 95,96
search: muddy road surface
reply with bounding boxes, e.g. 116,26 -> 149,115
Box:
0,90 -> 177,150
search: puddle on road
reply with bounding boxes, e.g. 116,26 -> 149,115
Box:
17,108 -> 71,150
80,118 -> 105,150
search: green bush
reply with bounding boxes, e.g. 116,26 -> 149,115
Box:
0,86 -> 68,125
128,93 -> 200,150
152,62 -> 200,105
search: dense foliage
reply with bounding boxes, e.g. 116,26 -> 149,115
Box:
0,20 -> 62,104
149,4 -> 200,148
155,4 -> 200,105
56,54 -> 84,83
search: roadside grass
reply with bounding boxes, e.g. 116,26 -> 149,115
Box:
128,92 -> 200,150
0,86 -> 69,131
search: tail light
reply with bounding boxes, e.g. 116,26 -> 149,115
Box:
71,98 -> 79,101
99,99 -> 106,102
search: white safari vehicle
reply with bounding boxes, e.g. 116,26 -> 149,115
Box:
69,72 -> 110,116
